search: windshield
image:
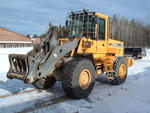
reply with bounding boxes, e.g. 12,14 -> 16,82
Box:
67,12 -> 97,39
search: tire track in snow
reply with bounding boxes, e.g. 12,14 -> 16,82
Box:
1,78 -> 134,113
0,84 -> 62,99
16,95 -> 68,113
14,83 -> 114,113
0,89 -> 41,99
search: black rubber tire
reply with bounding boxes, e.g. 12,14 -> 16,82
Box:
138,57 -> 143,59
110,57 -> 128,85
133,55 -> 138,60
32,77 -> 56,89
62,58 -> 96,99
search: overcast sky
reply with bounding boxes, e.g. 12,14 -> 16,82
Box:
0,0 -> 150,35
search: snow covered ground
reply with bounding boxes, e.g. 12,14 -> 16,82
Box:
0,48 -> 150,113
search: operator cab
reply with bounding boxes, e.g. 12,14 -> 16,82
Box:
66,9 -> 107,40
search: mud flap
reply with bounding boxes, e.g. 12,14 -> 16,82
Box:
125,57 -> 134,67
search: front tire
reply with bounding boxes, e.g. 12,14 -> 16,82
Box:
110,57 -> 128,85
62,58 -> 96,99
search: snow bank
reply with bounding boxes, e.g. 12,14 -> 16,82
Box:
0,47 -> 32,72
0,47 -> 32,54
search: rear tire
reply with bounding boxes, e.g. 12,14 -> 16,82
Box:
32,77 -> 56,89
139,57 -> 142,59
133,55 -> 138,59
62,58 -> 96,99
109,57 -> 128,85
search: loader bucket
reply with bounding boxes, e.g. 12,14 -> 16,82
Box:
6,26 -> 79,84
7,54 -> 29,81
6,26 -> 59,83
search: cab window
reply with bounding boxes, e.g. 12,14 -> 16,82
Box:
97,18 -> 105,40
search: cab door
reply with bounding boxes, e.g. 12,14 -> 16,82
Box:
96,18 -> 107,55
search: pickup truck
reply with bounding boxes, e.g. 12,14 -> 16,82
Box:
124,47 -> 146,59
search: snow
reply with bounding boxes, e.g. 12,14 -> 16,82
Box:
0,47 -> 150,113
57,102 -> 79,113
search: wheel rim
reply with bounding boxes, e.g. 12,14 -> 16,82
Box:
79,69 -> 91,90
118,64 -> 126,79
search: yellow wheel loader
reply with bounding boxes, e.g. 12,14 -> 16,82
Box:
7,10 -> 134,99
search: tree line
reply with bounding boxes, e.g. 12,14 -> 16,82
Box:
110,15 -> 150,47
29,15 -> 150,47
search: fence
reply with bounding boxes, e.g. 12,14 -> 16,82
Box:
0,43 -> 34,48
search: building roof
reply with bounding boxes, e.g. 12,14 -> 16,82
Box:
0,27 -> 32,43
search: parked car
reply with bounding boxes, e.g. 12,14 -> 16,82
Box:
124,47 -> 146,59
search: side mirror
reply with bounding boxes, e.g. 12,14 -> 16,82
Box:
65,20 -> 68,27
